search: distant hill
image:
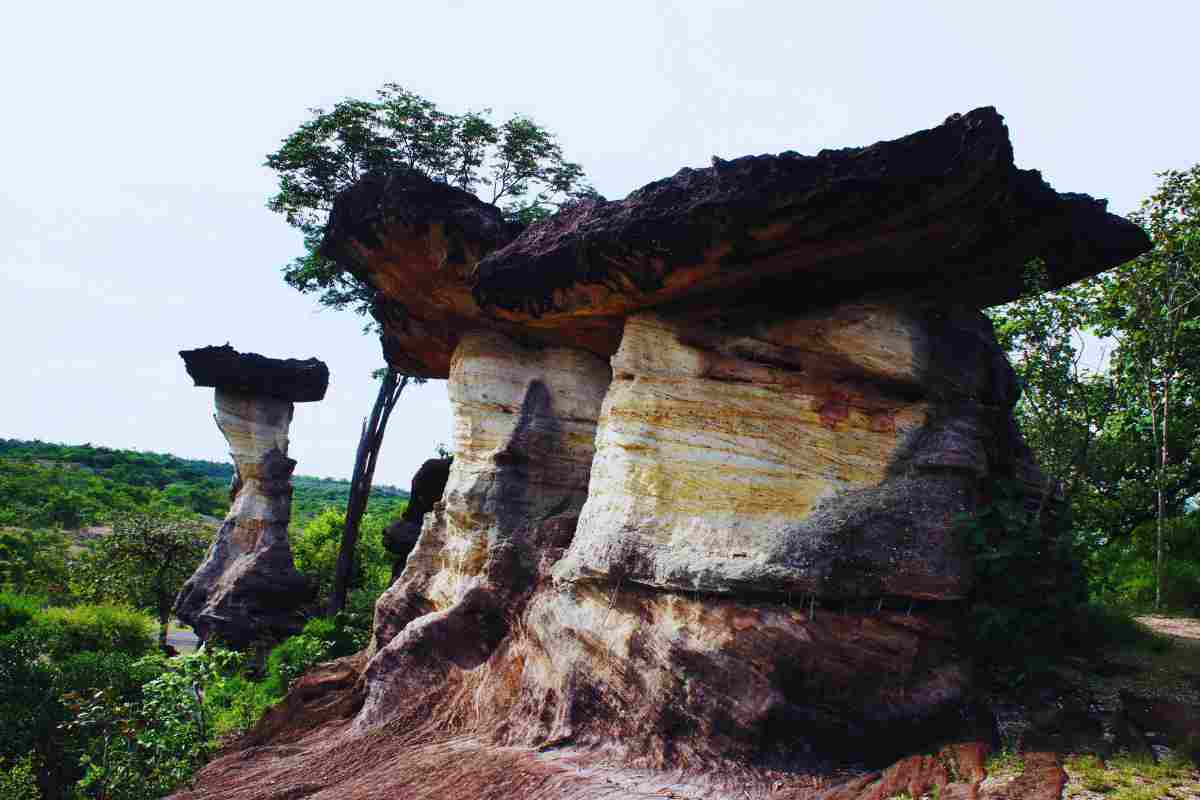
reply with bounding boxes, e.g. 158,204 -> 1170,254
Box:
0,438 -> 408,529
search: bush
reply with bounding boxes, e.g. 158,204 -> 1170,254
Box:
30,604 -> 155,660
292,507 -> 393,600
0,592 -> 41,635
1089,515 -> 1200,611
66,647 -> 242,798
0,629 -> 61,766
56,650 -> 166,699
264,632 -> 331,696
960,480 -> 1088,680
0,754 -> 39,800
204,673 -> 277,740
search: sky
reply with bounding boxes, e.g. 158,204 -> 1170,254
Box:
1,1 -> 1197,487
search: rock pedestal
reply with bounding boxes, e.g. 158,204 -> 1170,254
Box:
174,345 -> 328,647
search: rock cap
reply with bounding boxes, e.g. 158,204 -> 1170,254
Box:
321,106 -> 1152,379
179,345 -> 329,402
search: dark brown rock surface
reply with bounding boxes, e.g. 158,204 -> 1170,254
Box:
180,344 -> 329,402
322,106 -> 1149,378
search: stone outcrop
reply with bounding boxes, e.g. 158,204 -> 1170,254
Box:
381,456 -> 452,580
174,346 -> 327,646
177,109 -> 1152,798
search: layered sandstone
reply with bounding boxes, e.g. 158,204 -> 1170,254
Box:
174,346 -> 327,646
177,109 -> 1152,798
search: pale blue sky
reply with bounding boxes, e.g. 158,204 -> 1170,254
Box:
1,1 -> 1196,486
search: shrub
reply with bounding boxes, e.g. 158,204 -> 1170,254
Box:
30,604 -> 155,660
292,507 -> 393,600
0,753 -> 40,800
66,646 -> 242,798
959,480 -> 1088,679
204,674 -> 277,740
56,650 -> 167,699
0,592 -> 41,635
0,629 -> 61,766
264,632 -> 331,696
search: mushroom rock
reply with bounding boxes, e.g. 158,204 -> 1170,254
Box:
382,456 -> 452,580
173,345 -> 328,647
176,110 -> 1152,797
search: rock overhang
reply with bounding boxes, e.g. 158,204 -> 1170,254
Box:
320,106 -> 1150,379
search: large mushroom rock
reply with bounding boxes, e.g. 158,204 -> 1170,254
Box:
174,345 -> 328,647
381,456 -> 452,580
345,111 -> 1149,761
322,106 -> 1149,379
174,111 -> 1153,798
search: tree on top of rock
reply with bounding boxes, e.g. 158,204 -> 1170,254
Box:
265,83 -> 591,317
265,85 -> 590,615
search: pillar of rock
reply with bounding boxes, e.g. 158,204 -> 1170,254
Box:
174,345 -> 328,647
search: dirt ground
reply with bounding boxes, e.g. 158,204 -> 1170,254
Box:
1137,615 -> 1200,642
172,616 -> 1200,800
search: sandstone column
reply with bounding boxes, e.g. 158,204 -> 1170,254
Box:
174,345 -> 329,647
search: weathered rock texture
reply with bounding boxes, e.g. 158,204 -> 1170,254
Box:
174,346 -> 327,646
177,109 -> 1152,798
381,456 -> 452,580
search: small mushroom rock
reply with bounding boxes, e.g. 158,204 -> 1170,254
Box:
173,345 -> 328,647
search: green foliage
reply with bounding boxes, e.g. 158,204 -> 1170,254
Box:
959,480 -> 1087,679
63,647 -> 242,799
56,650 -> 166,700
264,633 -> 330,696
1088,513 -> 1200,610
0,628 -> 62,768
0,527 -> 70,595
292,505 -> 395,599
202,672 -> 277,740
0,592 -> 41,635
0,753 -> 40,800
70,512 -> 211,649
265,83 -> 591,315
29,604 -> 155,661
0,438 -> 409,537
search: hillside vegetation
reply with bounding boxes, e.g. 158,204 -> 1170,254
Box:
0,438 -> 408,528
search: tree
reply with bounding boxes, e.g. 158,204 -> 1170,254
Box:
328,369 -> 409,615
72,513 -> 212,651
988,260 -> 1114,518
1093,165 -> 1200,609
266,85 -> 589,614
265,83 -> 590,317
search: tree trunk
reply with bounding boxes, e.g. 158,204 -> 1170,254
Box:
158,572 -> 171,652
328,370 -> 408,616
1156,379 -> 1170,610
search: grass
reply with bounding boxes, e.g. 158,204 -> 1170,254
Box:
1064,753 -> 1198,799
984,748 -> 1025,779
